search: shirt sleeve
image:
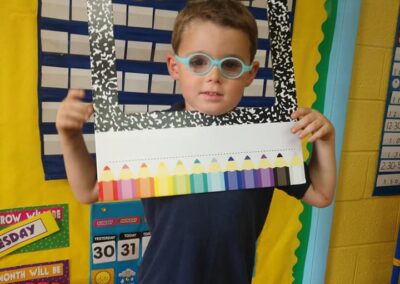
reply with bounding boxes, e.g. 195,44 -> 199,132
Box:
276,163 -> 311,199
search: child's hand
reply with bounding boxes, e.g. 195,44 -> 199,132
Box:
56,89 -> 93,139
290,107 -> 334,142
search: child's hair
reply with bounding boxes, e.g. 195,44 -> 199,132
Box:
171,0 -> 258,62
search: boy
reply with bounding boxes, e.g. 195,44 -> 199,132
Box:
56,0 -> 336,283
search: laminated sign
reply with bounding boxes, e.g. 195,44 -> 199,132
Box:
89,201 -> 149,284
0,212 -> 59,258
86,0 -> 306,201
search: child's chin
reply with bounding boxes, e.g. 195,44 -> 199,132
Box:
197,106 -> 231,116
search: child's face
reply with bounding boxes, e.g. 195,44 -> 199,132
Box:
167,20 -> 259,116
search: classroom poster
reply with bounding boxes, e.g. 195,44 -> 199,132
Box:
0,212 -> 59,259
0,205 -> 69,256
90,201 -> 149,284
0,260 -> 69,284
87,0 -> 305,201
374,9 -> 400,196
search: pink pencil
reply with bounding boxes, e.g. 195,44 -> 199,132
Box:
118,164 -> 138,200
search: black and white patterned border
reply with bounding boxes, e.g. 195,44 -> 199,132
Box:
87,0 -> 297,131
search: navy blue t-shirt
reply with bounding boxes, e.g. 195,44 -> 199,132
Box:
138,103 -> 311,284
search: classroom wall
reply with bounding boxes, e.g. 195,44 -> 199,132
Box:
0,1 -> 328,283
326,0 -> 400,283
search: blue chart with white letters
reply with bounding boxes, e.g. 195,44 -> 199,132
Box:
374,11 -> 400,196
37,0 -> 295,180
90,201 -> 149,284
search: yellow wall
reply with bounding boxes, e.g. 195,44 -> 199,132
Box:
326,0 -> 400,283
4,0 -> 400,283
0,2 -> 91,281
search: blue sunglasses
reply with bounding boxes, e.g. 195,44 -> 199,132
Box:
175,52 -> 253,80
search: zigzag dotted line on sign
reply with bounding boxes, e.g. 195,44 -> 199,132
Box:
106,148 -> 297,164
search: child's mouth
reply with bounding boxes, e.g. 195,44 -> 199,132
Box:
201,91 -> 223,98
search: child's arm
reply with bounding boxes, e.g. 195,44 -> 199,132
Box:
291,108 -> 336,208
56,89 -> 98,204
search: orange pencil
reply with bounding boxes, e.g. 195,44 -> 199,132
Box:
136,163 -> 155,198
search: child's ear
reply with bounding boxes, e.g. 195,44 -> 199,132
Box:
166,53 -> 180,80
244,61 -> 260,86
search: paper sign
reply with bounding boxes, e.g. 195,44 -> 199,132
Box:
86,0 -> 306,201
0,260 -> 69,284
0,204 -> 69,254
90,201 -> 149,284
96,121 -> 305,201
0,212 -> 59,258
374,11 -> 400,195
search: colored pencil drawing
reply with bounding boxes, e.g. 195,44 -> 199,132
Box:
99,154 -> 305,201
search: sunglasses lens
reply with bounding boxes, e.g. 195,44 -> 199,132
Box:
221,58 -> 243,78
189,54 -> 211,74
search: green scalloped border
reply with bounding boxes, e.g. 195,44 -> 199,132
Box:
292,0 -> 338,283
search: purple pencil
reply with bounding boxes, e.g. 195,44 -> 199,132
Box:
240,155 -> 256,189
255,154 -> 275,188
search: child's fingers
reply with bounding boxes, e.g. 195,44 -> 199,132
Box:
59,111 -> 89,131
64,99 -> 91,117
308,124 -> 330,142
87,104 -> 94,119
57,101 -> 92,131
56,90 -> 93,137
291,112 -> 315,133
84,103 -> 94,120
67,89 -> 92,119
56,117 -> 83,132
59,118 -> 85,130
291,107 -> 334,142
67,89 -> 86,100
291,107 -> 311,119
297,119 -> 323,138
66,106 -> 90,122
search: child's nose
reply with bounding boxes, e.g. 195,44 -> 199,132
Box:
206,65 -> 222,82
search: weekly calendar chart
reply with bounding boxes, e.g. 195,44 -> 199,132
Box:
374,11 -> 400,196
90,201 -> 149,284
86,0 -> 306,202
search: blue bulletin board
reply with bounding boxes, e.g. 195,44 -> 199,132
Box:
38,0 -> 294,180
373,10 -> 400,196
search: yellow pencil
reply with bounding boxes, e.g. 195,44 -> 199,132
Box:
289,155 -> 305,185
155,162 -> 174,197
